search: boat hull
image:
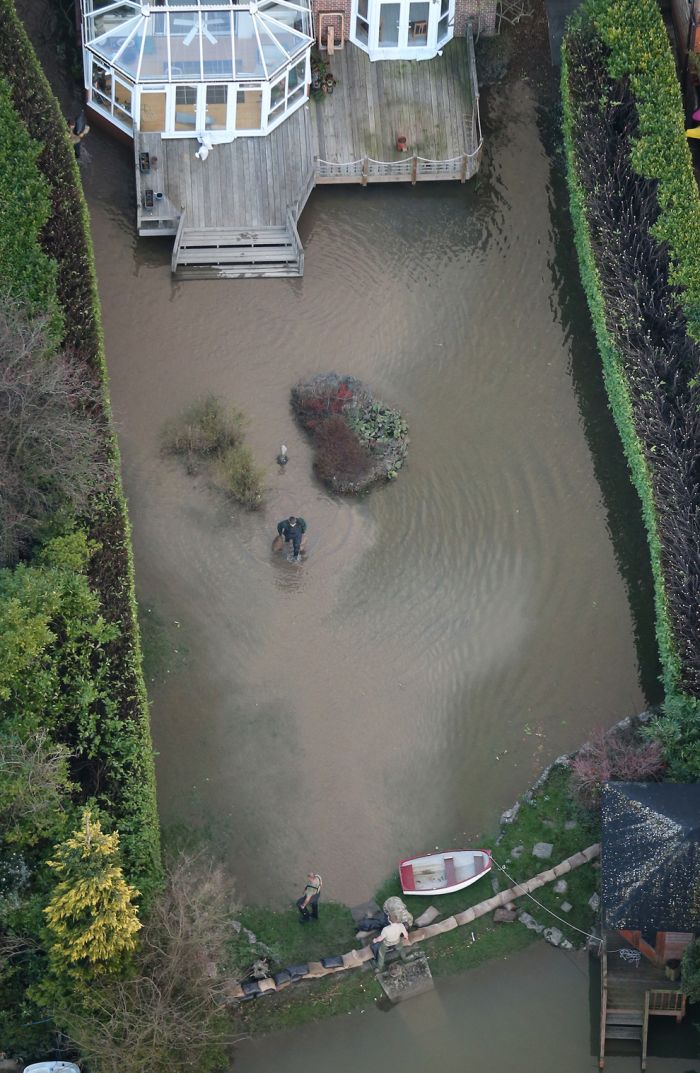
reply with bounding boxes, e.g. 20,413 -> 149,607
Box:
399,849 -> 492,896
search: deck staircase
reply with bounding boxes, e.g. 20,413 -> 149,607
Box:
171,211 -> 304,280
599,939 -> 687,1070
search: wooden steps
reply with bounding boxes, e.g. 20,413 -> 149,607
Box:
172,218 -> 303,279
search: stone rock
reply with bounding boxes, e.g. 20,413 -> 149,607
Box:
351,899 -> 380,923
588,893 -> 600,912
518,911 -> 544,933
231,920 -> 242,934
532,842 -> 554,860
243,928 -> 257,944
491,875 -> 501,894
560,901 -> 573,914
541,818 -> 556,829
553,879 -> 568,894
510,844 -> 525,860
493,907 -> 518,923
415,905 -> 440,928
564,819 -> 578,830
543,926 -> 564,946
500,803 -> 521,825
376,953 -> 434,1004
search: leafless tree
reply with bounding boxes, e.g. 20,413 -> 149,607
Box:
62,852 -> 244,1073
0,299 -> 109,565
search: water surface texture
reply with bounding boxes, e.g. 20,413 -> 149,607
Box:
84,84 -> 655,906
236,946 -> 697,1073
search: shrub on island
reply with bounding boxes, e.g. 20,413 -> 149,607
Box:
292,373 -> 408,493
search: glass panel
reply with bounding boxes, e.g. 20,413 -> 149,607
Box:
236,87 -> 262,128
169,12 -> 202,80
288,57 -> 306,91
408,2 -> 429,45
358,0 -> 368,19
139,12 -> 168,81
89,15 -> 140,64
139,90 -> 167,132
234,12 -> 265,77
174,84 -> 198,129
201,11 -> 234,78
114,78 -> 133,114
87,3 -> 137,40
91,60 -> 112,108
260,12 -> 307,53
355,15 -> 368,42
205,84 -> 228,129
114,104 -> 132,125
378,3 -> 400,46
257,22 -> 289,76
440,0 -> 449,15
437,10 -> 450,42
269,74 -> 285,113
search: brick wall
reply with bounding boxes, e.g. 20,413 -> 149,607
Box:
454,0 -> 497,36
313,0 -> 352,41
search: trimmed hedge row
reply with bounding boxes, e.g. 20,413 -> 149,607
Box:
0,0 -> 161,898
562,0 -> 700,771
0,79 -> 60,336
587,0 -> 700,340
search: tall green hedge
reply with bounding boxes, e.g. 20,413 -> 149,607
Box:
0,79 -> 60,335
562,0 -> 700,775
0,0 -> 161,899
587,0 -> 700,339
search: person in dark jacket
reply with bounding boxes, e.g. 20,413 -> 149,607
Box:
276,515 -> 306,561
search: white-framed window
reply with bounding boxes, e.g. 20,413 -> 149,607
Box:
350,0 -> 454,58
89,56 -> 134,130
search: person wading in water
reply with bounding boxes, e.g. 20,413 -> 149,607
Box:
276,515 -> 306,561
296,872 -> 322,923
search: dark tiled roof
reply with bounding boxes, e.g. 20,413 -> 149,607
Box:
601,782 -> 700,932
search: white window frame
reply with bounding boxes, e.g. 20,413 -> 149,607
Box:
349,0 -> 454,59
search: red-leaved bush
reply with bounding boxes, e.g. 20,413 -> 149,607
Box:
571,726 -> 665,808
312,415 -> 370,485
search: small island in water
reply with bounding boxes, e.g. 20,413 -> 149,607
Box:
292,373 -> 409,494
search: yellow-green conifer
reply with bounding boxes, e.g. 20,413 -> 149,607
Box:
44,808 -> 141,971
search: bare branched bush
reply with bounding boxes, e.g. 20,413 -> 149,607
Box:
63,852 -> 243,1073
0,729 -> 72,845
160,396 -> 245,457
0,300 -> 108,564
571,726 -> 665,808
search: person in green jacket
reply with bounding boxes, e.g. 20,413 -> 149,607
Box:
276,515 -> 306,561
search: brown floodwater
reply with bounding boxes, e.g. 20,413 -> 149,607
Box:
236,946 -> 699,1073
83,81 -> 659,908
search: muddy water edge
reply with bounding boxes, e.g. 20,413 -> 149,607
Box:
69,26 -> 663,910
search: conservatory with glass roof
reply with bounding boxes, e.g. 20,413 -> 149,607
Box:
80,0 -> 313,138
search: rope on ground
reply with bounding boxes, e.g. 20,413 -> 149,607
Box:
491,856 -> 603,948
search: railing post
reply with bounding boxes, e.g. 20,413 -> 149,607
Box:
411,154 -> 418,185
361,157 -> 368,186
460,153 -> 468,183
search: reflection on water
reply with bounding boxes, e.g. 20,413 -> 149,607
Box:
83,82 -> 656,907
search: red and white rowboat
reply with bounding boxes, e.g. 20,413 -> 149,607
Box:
399,849 -> 492,896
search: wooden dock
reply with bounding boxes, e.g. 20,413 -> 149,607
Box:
599,935 -> 686,1069
134,34 -> 481,276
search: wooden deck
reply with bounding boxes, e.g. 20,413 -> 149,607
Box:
136,104 -> 315,236
133,33 -> 482,272
311,37 -> 481,182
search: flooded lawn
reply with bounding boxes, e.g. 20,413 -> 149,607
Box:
83,81 -> 658,907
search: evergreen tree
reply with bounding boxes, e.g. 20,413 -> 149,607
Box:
44,808 -> 141,972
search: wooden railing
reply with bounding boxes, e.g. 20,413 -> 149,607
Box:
648,989 -> 686,1016
286,207 -> 304,275
599,948 -> 608,1069
170,209 -> 186,274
